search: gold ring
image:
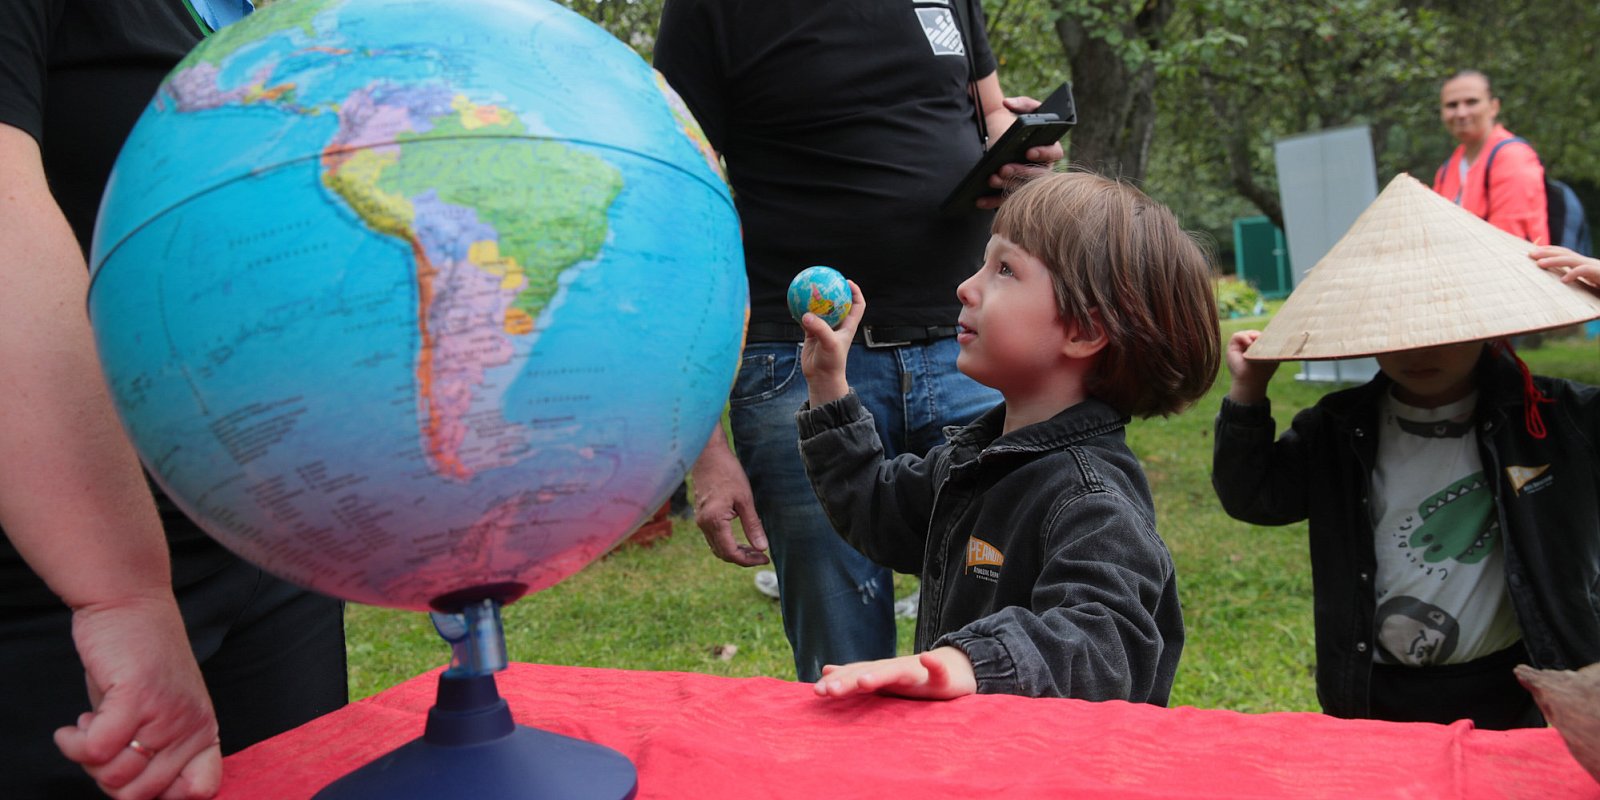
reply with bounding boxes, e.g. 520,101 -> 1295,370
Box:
128,739 -> 155,759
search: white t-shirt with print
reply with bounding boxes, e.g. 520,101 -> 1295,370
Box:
1369,390 -> 1521,666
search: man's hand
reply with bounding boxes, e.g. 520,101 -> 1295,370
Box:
1000,95 -> 1067,165
689,428 -> 769,566
974,95 -> 1066,210
813,647 -> 978,701
1225,330 -> 1279,405
53,596 -> 221,800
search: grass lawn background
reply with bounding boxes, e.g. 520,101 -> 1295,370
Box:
345,315 -> 1600,713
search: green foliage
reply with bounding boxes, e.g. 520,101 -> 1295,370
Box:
984,0 -> 1071,98
1214,277 -> 1263,319
557,0 -> 663,57
1147,0 -> 1451,228
1143,0 -> 1600,228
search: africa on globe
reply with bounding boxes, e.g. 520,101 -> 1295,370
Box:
787,266 -> 853,329
87,0 -> 747,612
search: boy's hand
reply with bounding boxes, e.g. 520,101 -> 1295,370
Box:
1226,330 -> 1278,404
1530,245 -> 1600,293
800,280 -> 865,407
813,646 -> 977,701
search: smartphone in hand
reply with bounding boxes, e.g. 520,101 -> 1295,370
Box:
939,83 -> 1075,216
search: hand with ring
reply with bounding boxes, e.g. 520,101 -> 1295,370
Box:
50,596 -> 223,799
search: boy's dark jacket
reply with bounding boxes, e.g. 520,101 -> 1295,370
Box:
1213,348 -> 1600,719
797,391 -> 1182,703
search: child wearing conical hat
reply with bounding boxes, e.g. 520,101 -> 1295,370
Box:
1212,173 -> 1600,729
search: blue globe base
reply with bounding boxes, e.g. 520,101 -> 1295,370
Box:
313,671 -> 638,799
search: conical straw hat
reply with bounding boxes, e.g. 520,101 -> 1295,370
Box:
1246,173 -> 1600,361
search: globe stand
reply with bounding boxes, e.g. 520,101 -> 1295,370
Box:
313,599 -> 638,799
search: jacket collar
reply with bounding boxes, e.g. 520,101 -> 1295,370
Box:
946,397 -> 1128,462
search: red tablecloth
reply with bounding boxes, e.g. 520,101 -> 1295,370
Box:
221,663 -> 1598,799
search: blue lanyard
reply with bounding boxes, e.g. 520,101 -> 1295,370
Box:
182,0 -> 256,35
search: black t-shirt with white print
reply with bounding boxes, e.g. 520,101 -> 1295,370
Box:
655,0 -> 1000,327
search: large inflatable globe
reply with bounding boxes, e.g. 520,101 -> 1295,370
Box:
88,0 -> 746,612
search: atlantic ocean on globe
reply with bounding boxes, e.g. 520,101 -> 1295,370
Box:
88,0 -> 747,613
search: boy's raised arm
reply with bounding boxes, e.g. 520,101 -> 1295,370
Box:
799,281 -> 864,407
1225,330 -> 1280,405
1212,329 -> 1313,526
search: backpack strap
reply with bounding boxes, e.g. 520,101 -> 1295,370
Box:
1480,136 -> 1540,220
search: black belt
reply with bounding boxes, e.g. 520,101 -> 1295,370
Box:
745,322 -> 958,348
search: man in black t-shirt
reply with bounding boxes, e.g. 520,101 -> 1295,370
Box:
0,3 -> 346,796
655,0 -> 1060,681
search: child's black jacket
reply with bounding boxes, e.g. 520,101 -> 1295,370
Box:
799,391 -> 1182,703
1213,347 -> 1600,718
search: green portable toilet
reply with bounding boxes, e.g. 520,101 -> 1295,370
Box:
1233,216 -> 1292,299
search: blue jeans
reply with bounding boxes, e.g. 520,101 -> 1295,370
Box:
729,338 -> 999,681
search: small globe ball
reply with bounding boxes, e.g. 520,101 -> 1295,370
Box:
787,266 -> 852,329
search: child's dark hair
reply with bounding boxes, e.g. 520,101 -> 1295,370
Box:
993,171 -> 1220,417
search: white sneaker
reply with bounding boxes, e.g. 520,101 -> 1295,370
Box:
894,589 -> 920,619
753,570 -> 780,599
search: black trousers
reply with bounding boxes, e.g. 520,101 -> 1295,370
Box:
0,557 -> 347,798
1368,641 -> 1545,730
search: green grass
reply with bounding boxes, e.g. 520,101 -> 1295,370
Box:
344,320 -> 1600,713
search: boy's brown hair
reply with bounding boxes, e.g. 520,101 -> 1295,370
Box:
993,171 -> 1220,417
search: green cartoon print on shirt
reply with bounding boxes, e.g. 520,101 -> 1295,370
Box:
1407,472 -> 1498,564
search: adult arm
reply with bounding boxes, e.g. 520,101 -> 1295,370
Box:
0,123 -> 221,800
658,0 -> 773,566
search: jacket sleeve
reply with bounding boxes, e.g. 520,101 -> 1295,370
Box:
796,391 -> 937,574
1211,396 -> 1314,525
1486,140 -> 1549,245
932,489 -> 1174,702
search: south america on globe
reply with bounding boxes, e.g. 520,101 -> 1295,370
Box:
787,266 -> 852,329
87,0 -> 748,612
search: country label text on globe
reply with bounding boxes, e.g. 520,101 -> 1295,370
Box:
88,0 -> 747,611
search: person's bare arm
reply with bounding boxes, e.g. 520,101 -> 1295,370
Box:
0,122 -> 220,800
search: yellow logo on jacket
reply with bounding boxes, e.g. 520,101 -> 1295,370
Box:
965,536 -> 1003,583
1505,464 -> 1551,495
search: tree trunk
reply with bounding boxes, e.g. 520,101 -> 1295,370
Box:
1052,0 -> 1174,182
